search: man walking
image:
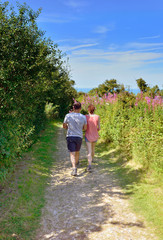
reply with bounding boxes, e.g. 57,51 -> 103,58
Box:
63,102 -> 87,176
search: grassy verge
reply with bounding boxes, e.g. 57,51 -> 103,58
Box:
96,140 -> 163,240
0,121 -> 60,240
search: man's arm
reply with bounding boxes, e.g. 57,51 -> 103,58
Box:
63,123 -> 68,129
83,123 -> 87,131
83,116 -> 87,131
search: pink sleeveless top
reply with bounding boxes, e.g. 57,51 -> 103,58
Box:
85,114 -> 99,142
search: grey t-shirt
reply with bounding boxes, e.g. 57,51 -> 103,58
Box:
63,112 -> 87,138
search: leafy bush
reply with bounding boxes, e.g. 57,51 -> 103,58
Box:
45,103 -> 59,119
0,2 -> 77,183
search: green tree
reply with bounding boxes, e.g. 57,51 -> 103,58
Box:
0,2 -> 77,179
0,1 -> 76,119
147,85 -> 160,97
89,79 -> 125,96
136,78 -> 148,92
88,87 -> 98,96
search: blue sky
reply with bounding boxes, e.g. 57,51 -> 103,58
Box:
9,0 -> 163,89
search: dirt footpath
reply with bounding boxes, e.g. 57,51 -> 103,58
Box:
36,127 -> 157,240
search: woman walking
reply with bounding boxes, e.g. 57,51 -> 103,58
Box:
85,104 -> 100,172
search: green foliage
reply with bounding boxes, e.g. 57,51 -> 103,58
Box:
44,102 -> 59,119
0,121 -> 59,239
146,85 -> 160,97
96,142 -> 163,239
77,91 -> 86,98
117,91 -> 136,108
80,108 -> 88,115
89,79 -> 125,96
0,2 -> 77,182
136,78 -> 161,97
88,87 -> 99,96
136,78 -> 148,92
95,93 -> 163,173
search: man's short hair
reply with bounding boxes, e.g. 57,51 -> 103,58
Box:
73,102 -> 81,110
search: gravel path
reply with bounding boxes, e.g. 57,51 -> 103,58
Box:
36,127 -> 157,240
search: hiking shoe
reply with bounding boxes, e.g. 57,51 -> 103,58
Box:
87,165 -> 92,172
71,168 -> 77,176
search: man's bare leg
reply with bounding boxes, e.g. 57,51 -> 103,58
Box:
70,152 -> 76,168
70,151 -> 79,176
70,151 -> 80,167
75,151 -> 80,166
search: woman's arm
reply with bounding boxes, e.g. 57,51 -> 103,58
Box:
97,116 -> 100,131
83,123 -> 87,131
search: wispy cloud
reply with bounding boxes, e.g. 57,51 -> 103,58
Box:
56,38 -> 99,46
71,49 -> 163,64
56,39 -> 74,43
139,35 -> 160,40
38,14 -> 77,23
93,23 -> 115,34
62,40 -> 163,88
69,56 -> 163,89
69,50 -> 163,88
126,42 -> 163,50
63,0 -> 89,9
69,43 -> 98,50
61,43 -> 98,52
94,26 -> 109,34
65,40 -> 163,74
61,41 -> 163,65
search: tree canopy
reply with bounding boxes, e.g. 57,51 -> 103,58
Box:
0,1 -> 77,175
88,79 -> 125,96
136,78 -> 160,97
0,1 -> 77,120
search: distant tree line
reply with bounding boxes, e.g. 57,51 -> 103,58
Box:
78,78 -> 162,97
88,79 -> 125,96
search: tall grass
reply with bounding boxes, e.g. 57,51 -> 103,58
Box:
0,121 -> 59,240
80,92 -> 163,173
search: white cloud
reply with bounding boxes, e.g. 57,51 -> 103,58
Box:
64,0 -> 88,9
64,42 -> 163,89
61,43 -> 98,52
37,14 -> 77,23
139,35 -> 160,40
126,42 -> 163,49
38,17 -> 69,23
69,56 -> 163,89
93,23 -> 115,34
71,48 -> 163,64
69,43 -> 99,50
94,26 -> 109,34
56,39 -> 74,43
60,40 -> 163,89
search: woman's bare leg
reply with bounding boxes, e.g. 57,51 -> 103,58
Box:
91,142 -> 96,161
86,141 -> 92,166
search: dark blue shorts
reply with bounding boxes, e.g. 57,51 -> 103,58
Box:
66,137 -> 82,152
